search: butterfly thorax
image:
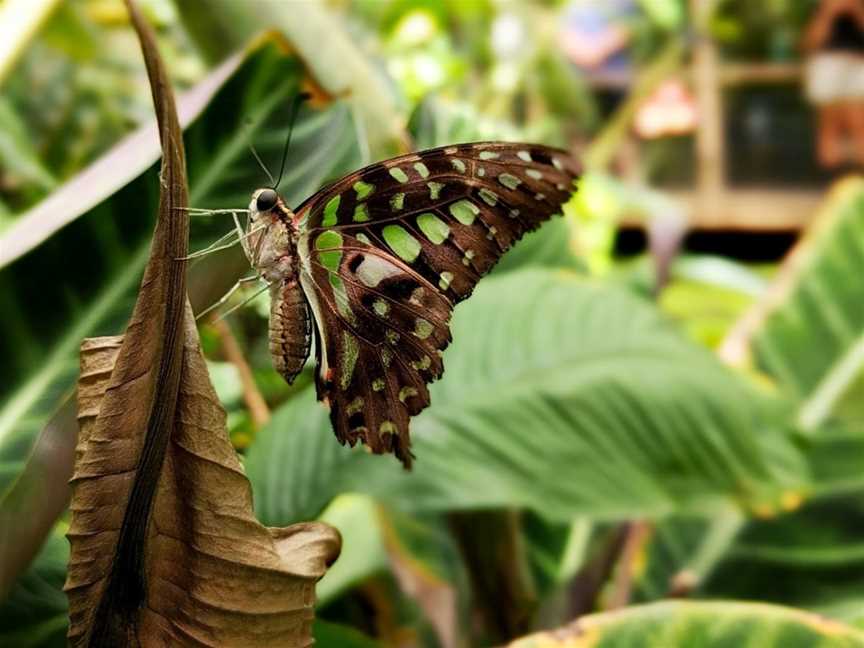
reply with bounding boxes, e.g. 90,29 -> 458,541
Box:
246,188 -> 301,283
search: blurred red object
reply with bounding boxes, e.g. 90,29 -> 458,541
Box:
803,0 -> 864,167
634,80 -> 698,139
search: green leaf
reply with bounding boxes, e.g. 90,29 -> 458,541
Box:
247,268 -> 810,525
0,97 -> 57,197
752,179 -> 864,431
316,495 -> 389,606
506,600 -> 864,647
631,510 -> 745,603
662,257 -> 765,349
314,621 -> 382,648
0,524 -> 69,647
408,97 -> 524,150
492,217 -> 585,275
704,495 -> 864,628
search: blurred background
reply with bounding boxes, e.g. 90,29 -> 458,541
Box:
4,0 -> 864,646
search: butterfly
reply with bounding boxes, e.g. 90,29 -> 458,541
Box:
239,142 -> 580,468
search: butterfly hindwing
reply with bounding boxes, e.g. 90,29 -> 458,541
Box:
301,234 -> 451,466
295,142 -> 580,466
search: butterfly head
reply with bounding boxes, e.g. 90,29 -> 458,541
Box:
249,187 -> 296,225
251,187 -> 280,214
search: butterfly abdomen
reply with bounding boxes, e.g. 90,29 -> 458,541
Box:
269,278 -> 312,385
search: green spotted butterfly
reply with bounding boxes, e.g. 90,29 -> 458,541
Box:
240,142 -> 580,468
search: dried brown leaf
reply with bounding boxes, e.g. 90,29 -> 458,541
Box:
68,322 -> 341,647
63,3 -> 341,645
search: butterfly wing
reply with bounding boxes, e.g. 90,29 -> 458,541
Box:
295,142 -> 581,467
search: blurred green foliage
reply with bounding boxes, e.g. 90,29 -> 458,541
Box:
4,1 -> 864,647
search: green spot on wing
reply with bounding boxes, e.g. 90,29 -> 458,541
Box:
340,332 -> 359,390
439,271 -> 453,290
451,159 -> 466,173
346,396 -> 364,415
417,213 -> 450,244
390,192 -> 405,211
449,199 -> 479,225
354,203 -> 370,222
399,386 -> 418,403
498,173 -> 522,190
373,298 -> 390,317
323,195 -> 341,227
389,167 -> 409,183
479,188 -> 498,206
414,162 -> 430,178
414,318 -> 434,339
410,355 -> 432,370
427,181 -> 444,200
382,224 -> 421,262
517,150 -> 532,162
316,231 -> 344,273
354,180 -> 374,200
479,151 -> 499,160
330,274 -> 354,322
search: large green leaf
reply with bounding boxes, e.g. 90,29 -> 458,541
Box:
751,179 -> 864,431
316,495 -> 389,606
703,495 -> 864,629
246,268 -> 810,525
507,600 -> 864,647
313,621 -> 382,648
0,524 -> 68,648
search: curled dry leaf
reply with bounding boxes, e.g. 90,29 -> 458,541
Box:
68,322 -> 341,647
63,2 -> 341,646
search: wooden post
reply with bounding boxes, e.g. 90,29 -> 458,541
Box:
691,0 -> 726,225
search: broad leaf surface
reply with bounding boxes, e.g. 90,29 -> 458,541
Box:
507,601 -> 864,647
246,269 -> 810,525
751,179 -> 864,430
0,525 -> 68,648
703,495 -> 864,630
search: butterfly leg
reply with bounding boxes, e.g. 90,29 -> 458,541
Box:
175,207 -> 250,217
210,280 -> 275,322
195,275 -> 263,321
178,222 -> 268,261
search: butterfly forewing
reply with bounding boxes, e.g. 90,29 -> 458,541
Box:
295,142 -> 580,467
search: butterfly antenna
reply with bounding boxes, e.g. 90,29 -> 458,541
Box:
250,144 -> 276,187
242,118 -> 276,186
274,92 -> 311,191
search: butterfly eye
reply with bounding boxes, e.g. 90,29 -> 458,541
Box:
256,189 -> 278,211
